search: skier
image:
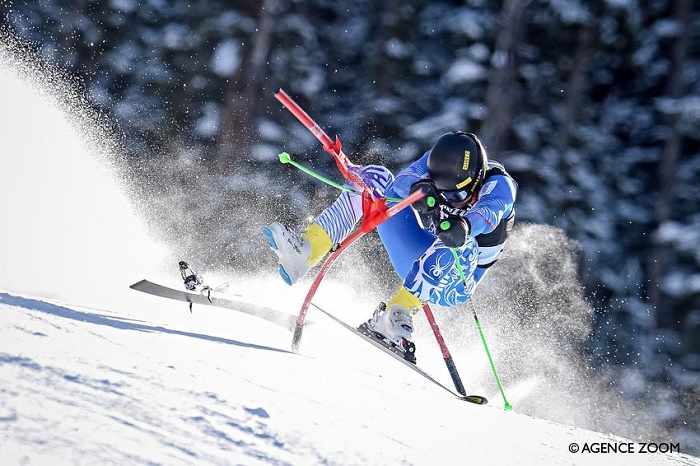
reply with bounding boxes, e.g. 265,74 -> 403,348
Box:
263,131 -> 517,360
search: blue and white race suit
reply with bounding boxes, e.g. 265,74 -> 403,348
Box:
314,151 -> 517,307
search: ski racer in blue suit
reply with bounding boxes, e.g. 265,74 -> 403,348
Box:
264,131 -> 517,360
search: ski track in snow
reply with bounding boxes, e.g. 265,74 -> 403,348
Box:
1,290 -> 698,466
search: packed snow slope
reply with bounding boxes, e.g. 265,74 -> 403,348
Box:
0,284 -> 697,466
0,48 -> 698,465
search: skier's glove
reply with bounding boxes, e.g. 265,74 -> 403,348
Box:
435,215 -> 470,248
409,180 -> 440,213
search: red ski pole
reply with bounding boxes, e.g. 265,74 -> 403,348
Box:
274,88 -> 372,197
274,88 -> 425,351
422,303 -> 467,396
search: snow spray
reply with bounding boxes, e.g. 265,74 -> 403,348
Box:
0,40 -> 168,307
438,223 -> 669,445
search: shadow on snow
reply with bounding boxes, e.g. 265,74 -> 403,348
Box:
0,292 -> 291,354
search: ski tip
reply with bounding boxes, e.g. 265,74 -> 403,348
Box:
462,395 -> 488,405
129,280 -> 147,290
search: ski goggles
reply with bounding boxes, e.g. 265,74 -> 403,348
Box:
440,189 -> 472,203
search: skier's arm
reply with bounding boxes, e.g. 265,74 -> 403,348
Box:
391,151 -> 431,199
464,175 -> 517,237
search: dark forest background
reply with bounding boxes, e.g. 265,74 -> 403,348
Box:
1,0 -> 699,454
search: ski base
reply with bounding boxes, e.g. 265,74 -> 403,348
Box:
310,303 -> 487,405
129,280 -> 298,332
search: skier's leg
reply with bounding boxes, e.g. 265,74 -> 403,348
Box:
361,238 -> 480,360
363,180 -> 486,359
263,220 -> 334,285
314,189 -> 363,245
362,284 -> 421,355
376,185 -> 436,278
264,165 -> 394,285
402,237 -> 480,307
316,164 -> 394,243
363,185 -> 439,358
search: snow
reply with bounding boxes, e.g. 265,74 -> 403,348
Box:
444,57 -> 486,84
664,272 -> 700,298
385,38 -> 410,59
251,142 -> 281,162
2,288 -> 698,465
405,99 -> 468,140
108,42 -> 139,74
652,19 -> 682,38
443,8 -> 486,40
211,39 -> 241,77
258,119 -> 286,143
548,0 -> 592,25
162,23 -> 194,50
109,0 -> 137,13
604,0 -> 634,10
195,102 -> 221,138
1,53 -> 699,466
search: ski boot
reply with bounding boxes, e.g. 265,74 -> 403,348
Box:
179,261 -> 202,291
262,222 -> 332,285
358,302 -> 417,364
357,286 -> 421,363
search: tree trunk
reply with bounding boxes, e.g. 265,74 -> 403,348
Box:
557,24 -> 593,152
481,0 -> 526,157
216,0 -> 279,172
648,0 -> 691,327
372,0 -> 401,98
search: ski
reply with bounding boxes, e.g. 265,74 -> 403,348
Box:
310,303 -> 488,405
129,280 -> 298,332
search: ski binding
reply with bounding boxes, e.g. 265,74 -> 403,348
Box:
357,322 -> 417,364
